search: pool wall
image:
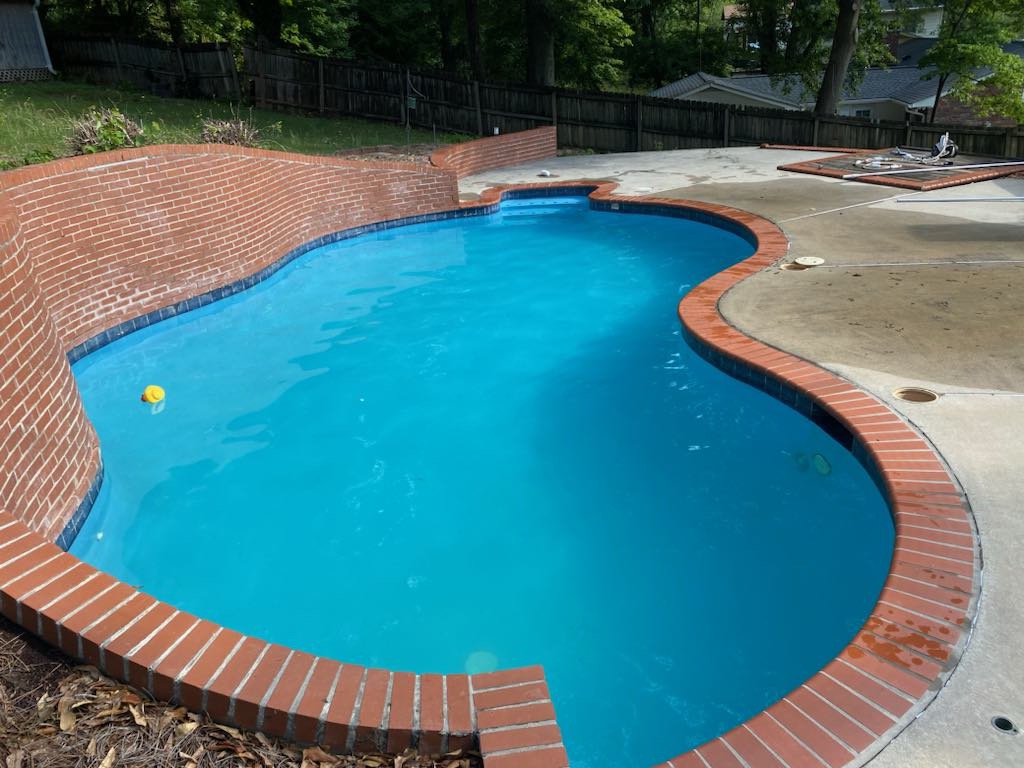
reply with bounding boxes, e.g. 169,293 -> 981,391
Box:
0,141 -> 979,768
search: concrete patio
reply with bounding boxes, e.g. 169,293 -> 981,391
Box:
461,147 -> 1024,768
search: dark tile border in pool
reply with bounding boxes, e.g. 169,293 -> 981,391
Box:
3,182 -> 980,768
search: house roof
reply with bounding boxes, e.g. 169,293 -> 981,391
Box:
651,38 -> 1024,110
650,67 -> 941,108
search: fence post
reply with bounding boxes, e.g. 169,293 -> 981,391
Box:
723,105 -> 731,147
110,38 -> 123,82
905,121 -> 912,147
400,68 -> 408,126
253,47 -> 263,107
812,116 -> 819,146
175,46 -> 188,94
222,43 -> 241,101
873,119 -> 881,149
550,89 -> 557,128
635,94 -> 643,152
473,80 -> 484,135
1005,127 -> 1015,159
318,58 -> 325,114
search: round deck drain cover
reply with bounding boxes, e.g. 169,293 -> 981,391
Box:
794,256 -> 825,267
893,387 -> 939,403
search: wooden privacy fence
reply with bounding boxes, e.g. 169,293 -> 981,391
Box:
48,36 -> 240,100
45,37 -> 1024,158
245,46 -> 1023,158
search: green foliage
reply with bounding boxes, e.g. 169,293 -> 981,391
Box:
69,107 -> 144,154
739,0 -> 893,100
23,148 -> 58,164
556,0 -> 633,88
951,45 -> 1024,122
920,0 -> 1024,121
0,81 -> 457,167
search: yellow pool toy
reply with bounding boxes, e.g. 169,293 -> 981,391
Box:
141,384 -> 165,404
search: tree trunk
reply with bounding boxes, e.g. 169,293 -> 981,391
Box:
162,0 -> 186,45
465,0 -> 485,81
437,0 -> 457,73
525,0 -> 555,86
814,0 -> 860,116
237,0 -> 282,47
929,73 -> 949,123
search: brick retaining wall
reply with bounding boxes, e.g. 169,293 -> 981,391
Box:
431,126 -> 557,178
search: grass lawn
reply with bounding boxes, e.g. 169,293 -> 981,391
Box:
0,79 -> 462,168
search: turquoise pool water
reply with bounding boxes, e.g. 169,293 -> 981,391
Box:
71,196 -> 893,767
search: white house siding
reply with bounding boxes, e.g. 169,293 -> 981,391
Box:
838,100 -> 909,122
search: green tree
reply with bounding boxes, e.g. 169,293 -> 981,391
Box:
814,0 -> 860,115
621,0 -> 734,87
920,0 -> 1024,123
521,0 -> 631,87
738,0 -> 891,104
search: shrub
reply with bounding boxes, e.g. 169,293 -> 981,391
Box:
23,148 -> 56,165
199,115 -> 263,147
69,107 -> 143,155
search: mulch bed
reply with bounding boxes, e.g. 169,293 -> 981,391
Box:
0,616 -> 481,768
334,144 -> 441,164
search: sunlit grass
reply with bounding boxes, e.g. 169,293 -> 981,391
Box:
0,79 -> 462,168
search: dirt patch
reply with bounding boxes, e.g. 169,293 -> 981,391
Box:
335,144 -> 442,164
0,617 -> 481,768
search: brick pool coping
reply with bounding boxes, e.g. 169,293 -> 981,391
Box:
0,176 -> 979,768
778,151 -> 1024,190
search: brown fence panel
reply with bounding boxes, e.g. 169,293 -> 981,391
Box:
556,90 -> 635,152
247,47 -> 319,111
640,97 -> 726,150
323,60 -> 402,122
49,36 -> 239,99
407,71 -> 478,134
479,82 -> 553,135
907,123 -> 1010,156
730,105 -> 814,146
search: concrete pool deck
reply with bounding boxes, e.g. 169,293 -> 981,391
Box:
462,148 -> 1024,767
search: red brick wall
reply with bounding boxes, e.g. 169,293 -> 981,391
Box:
936,92 -> 1018,128
0,145 -> 460,539
0,192 -> 98,540
5,146 -> 460,351
431,126 -> 557,178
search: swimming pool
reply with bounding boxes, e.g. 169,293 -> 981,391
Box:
70,195 -> 893,767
